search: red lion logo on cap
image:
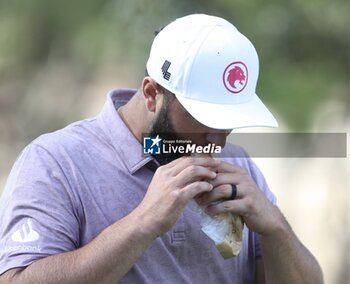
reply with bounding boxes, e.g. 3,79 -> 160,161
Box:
227,66 -> 246,89
223,61 -> 248,94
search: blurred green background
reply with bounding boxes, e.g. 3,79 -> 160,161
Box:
0,0 -> 349,283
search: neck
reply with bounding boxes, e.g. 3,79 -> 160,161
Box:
117,90 -> 149,143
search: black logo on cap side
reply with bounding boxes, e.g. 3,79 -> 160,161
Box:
161,60 -> 171,80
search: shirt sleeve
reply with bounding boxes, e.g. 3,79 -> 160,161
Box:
0,143 -> 80,275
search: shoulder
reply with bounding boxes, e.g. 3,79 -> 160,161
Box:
32,117 -> 100,152
28,116 -> 118,167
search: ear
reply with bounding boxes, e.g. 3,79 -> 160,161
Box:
142,77 -> 160,113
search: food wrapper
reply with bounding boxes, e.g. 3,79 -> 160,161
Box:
191,202 -> 244,259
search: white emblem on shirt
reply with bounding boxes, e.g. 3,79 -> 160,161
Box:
11,218 -> 40,243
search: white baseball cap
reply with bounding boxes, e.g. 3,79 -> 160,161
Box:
146,14 -> 278,130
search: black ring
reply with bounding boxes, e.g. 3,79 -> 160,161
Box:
230,184 -> 237,200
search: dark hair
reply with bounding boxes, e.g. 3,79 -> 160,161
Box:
154,26 -> 165,36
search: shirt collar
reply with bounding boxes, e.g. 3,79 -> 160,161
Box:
97,88 -> 157,174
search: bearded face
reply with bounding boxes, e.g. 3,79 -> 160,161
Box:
147,94 -> 186,165
147,89 -> 229,165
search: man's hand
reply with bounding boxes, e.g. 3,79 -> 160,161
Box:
136,156 -> 220,236
195,161 -> 282,236
196,161 -> 323,284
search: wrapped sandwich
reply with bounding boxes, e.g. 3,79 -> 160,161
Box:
192,202 -> 244,259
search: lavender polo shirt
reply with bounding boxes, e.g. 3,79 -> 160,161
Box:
0,89 -> 276,283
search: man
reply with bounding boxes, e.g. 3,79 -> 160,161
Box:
0,14 -> 322,283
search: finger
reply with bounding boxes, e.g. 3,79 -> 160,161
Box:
196,184 -> 232,206
216,162 -> 246,174
175,165 -> 217,187
205,199 -> 247,216
197,183 -> 244,206
181,181 -> 213,201
209,172 -> 244,188
168,156 -> 221,176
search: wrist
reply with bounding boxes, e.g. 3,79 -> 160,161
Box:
130,206 -> 162,241
261,207 -> 291,239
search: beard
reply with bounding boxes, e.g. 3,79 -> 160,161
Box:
147,101 -> 187,165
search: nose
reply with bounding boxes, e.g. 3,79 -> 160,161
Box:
205,129 -> 231,148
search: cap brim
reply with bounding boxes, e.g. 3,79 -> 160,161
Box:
175,94 -> 278,130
